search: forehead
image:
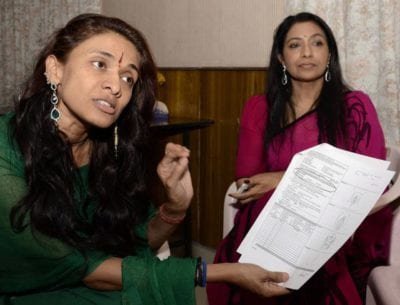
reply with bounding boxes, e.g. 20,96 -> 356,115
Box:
286,21 -> 326,40
69,32 -> 140,65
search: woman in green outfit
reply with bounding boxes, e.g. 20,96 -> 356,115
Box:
0,14 -> 289,305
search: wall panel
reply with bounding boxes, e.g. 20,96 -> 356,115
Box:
158,68 -> 267,247
102,0 -> 284,67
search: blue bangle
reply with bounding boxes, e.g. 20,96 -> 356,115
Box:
195,257 -> 207,287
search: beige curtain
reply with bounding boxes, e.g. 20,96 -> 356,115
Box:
285,0 -> 400,145
0,0 -> 101,113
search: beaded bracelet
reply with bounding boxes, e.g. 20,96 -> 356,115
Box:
195,257 -> 207,287
158,203 -> 186,224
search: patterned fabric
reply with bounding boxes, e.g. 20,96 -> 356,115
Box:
207,92 -> 392,305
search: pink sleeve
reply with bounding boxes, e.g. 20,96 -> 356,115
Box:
345,91 -> 386,159
235,96 -> 268,178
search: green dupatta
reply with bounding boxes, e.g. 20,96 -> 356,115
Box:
0,113 -> 197,305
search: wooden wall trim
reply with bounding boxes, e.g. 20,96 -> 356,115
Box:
157,68 -> 267,248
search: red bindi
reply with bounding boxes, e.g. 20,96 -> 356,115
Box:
118,52 -> 124,67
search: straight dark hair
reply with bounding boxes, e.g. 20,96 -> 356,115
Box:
265,12 -> 350,148
10,14 -> 157,257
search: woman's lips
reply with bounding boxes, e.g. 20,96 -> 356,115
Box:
94,99 -> 116,114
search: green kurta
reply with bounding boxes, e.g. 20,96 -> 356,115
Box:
0,113 -> 197,305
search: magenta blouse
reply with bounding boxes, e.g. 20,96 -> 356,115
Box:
236,91 -> 386,178
208,91 -> 392,305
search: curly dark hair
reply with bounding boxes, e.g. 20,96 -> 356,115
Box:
265,12 -> 350,148
10,13 -> 157,257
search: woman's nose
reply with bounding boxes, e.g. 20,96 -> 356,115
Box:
102,73 -> 121,96
302,43 -> 312,57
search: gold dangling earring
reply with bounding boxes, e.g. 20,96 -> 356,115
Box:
114,125 -> 118,160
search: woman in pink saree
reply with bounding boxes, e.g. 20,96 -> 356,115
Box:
207,12 -> 391,305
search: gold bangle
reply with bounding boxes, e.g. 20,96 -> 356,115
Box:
158,204 -> 186,224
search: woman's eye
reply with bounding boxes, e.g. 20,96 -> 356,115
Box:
93,61 -> 106,69
121,76 -> 134,86
313,40 -> 325,47
288,43 -> 299,49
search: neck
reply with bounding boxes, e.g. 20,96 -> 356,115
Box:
58,120 -> 92,166
290,78 -> 324,118
71,139 -> 92,167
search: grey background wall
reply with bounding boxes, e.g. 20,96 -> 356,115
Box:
0,0 -> 101,113
102,0 -> 285,67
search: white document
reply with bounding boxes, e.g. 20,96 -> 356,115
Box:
238,143 -> 394,289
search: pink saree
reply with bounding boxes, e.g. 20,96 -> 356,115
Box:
207,91 -> 392,305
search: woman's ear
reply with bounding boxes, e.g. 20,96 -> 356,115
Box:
45,55 -> 63,84
277,54 -> 284,66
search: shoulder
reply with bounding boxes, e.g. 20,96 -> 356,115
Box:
243,95 -> 267,112
241,95 -> 268,131
240,95 -> 268,130
0,113 -> 24,173
344,90 -> 380,117
344,90 -> 376,109
343,91 -> 385,157
0,113 -> 14,147
0,112 -> 14,147
0,112 -> 12,128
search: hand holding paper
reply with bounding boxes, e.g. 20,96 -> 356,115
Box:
238,143 -> 394,289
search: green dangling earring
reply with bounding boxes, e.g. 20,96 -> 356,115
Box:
44,72 -> 61,123
49,83 -> 61,123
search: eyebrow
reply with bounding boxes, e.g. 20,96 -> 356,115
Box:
286,33 -> 326,42
88,49 -> 139,73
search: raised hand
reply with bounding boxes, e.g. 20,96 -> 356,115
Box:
157,142 -> 193,213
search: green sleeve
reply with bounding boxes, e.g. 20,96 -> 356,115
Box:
133,203 -> 156,256
122,255 -> 197,305
0,114 -> 110,294
0,114 -> 185,305
121,198 -> 198,305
